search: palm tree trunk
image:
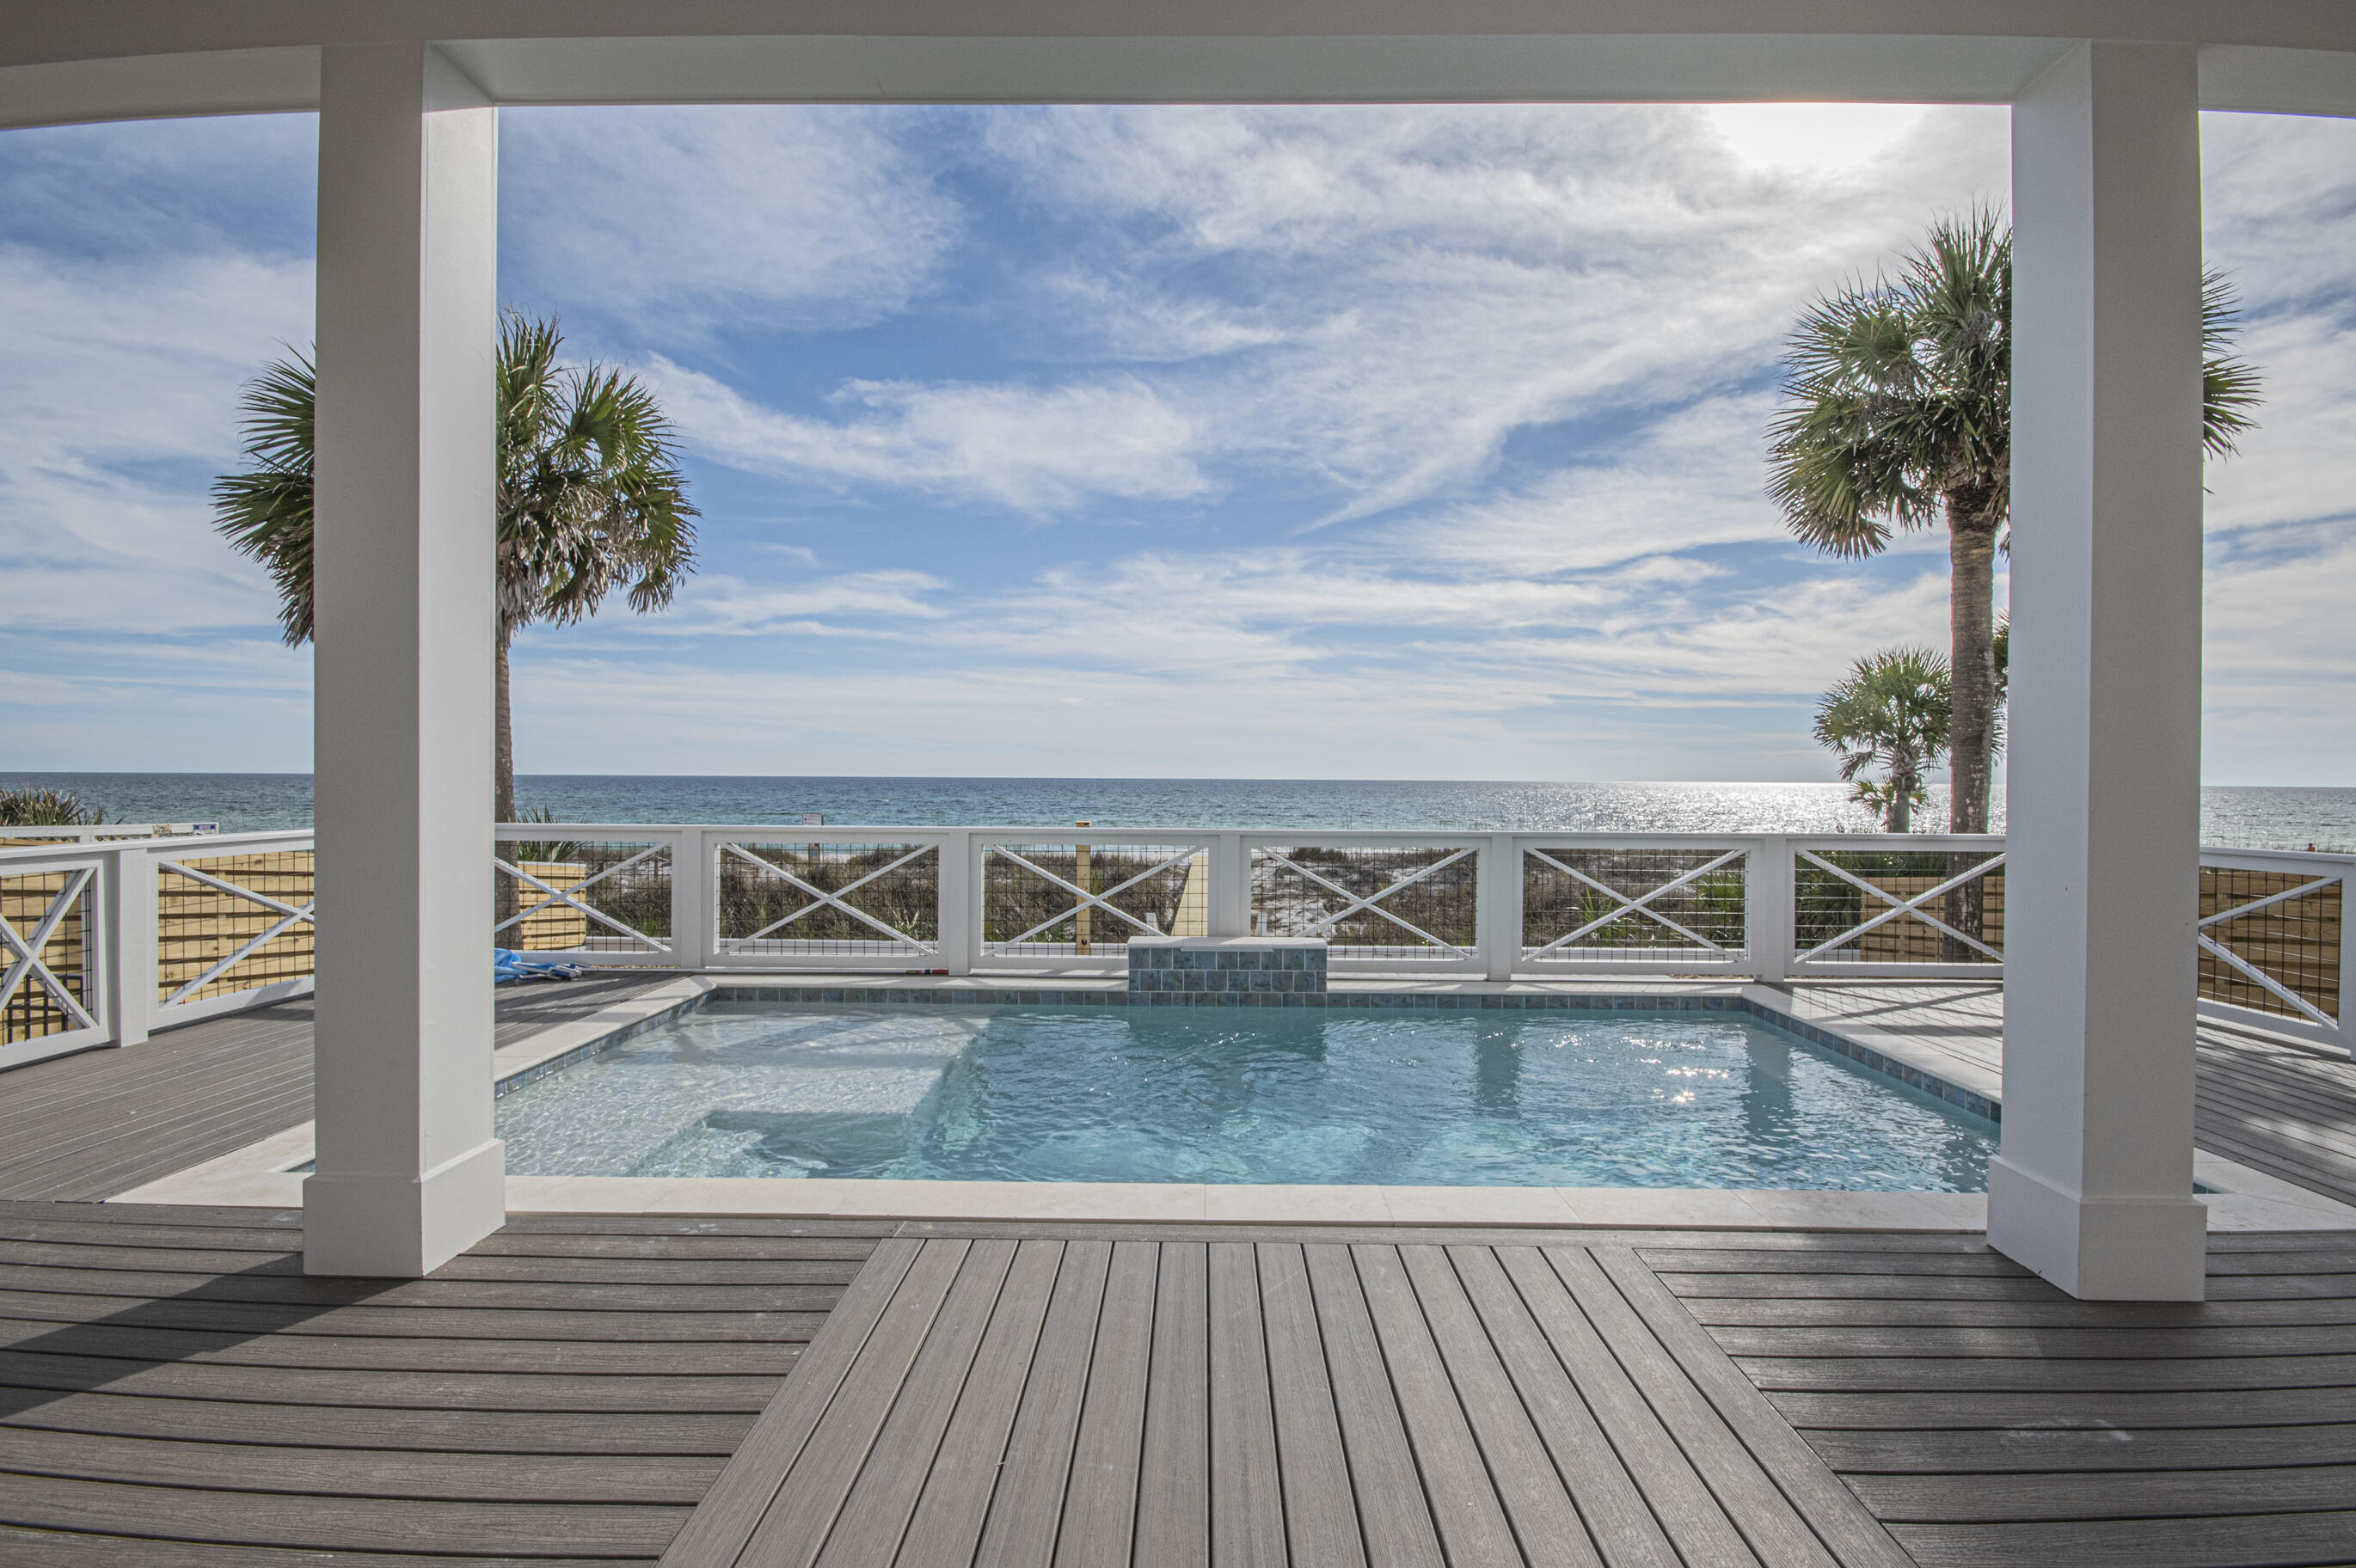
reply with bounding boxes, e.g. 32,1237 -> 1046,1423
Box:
494,622 -> 517,941
1946,503 -> 1999,954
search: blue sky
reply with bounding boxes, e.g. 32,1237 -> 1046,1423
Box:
3,102 -> 2351,782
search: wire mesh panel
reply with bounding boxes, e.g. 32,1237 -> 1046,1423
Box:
1251,843 -> 1477,961
718,841 -> 940,959
2200,866 -> 2341,1026
1522,846 -> 1747,967
156,849 -> 316,1008
983,842 -> 1206,959
1794,846 -> 2005,969
2,866 -> 97,1045
494,835 -> 671,955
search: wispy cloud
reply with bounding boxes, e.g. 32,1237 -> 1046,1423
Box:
644,358 -> 1212,514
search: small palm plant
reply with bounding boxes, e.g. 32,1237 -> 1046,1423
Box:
212,311 -> 699,829
1814,648 -> 1954,834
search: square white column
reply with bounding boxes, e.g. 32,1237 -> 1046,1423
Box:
301,43 -> 505,1277
1990,39 -> 2209,1301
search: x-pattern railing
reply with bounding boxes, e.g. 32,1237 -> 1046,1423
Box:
1794,848 -> 2006,965
494,846 -> 669,952
156,857 -> 318,1009
723,842 -> 936,951
1260,847 -> 1475,954
1523,847 -> 1746,959
990,843 -> 1202,948
2199,870 -> 2344,1027
0,867 -> 98,1032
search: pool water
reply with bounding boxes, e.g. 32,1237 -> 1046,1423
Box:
495,1003 -> 1997,1190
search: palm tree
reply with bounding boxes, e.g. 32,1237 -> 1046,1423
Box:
1814,647 -> 1953,833
1766,209 -> 2261,836
212,312 -> 698,828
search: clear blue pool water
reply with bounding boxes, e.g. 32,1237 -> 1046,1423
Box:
495,1003 -> 1997,1190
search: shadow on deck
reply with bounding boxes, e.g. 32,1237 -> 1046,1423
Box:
0,1205 -> 2351,1565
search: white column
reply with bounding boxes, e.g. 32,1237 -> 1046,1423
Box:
1988,40 -> 2208,1301
302,44 -> 505,1278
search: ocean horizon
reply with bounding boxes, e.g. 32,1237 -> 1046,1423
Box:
6,772 -> 2353,851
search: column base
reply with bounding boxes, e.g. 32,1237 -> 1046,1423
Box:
302,1138 -> 506,1277
1986,1155 -> 2207,1301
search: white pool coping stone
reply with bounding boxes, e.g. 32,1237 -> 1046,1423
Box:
108,971 -> 2356,1234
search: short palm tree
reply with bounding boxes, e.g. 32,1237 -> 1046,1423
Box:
1814,647 -> 1954,833
1767,209 -> 2261,836
212,311 -> 698,827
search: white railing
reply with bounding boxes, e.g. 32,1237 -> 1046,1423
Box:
1,823 -> 222,842
0,830 -> 314,1069
7,825 -> 2344,1067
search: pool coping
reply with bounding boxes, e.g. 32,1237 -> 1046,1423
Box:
111,972 -> 2356,1234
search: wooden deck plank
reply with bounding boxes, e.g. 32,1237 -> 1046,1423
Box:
810,1238 -> 1017,1568
1443,1246 -> 1678,1568
1586,1245 -> 1911,1568
0,1428 -> 724,1504
1206,1241 -> 1286,1568
894,1238 -> 1064,1568
971,1238 -> 1112,1568
1848,1464 -> 2356,1522
653,1235 -> 928,1568
1134,1240 -> 1211,1567
1542,1246 -> 1840,1568
1890,1512 -> 2356,1567
1254,1242 -> 1368,1568
0,1472 -> 688,1558
0,1390 -> 754,1455
1392,1242 -> 1599,1568
1301,1242 -> 1447,1568
1052,1238 -> 1160,1568
0,1315 -> 805,1375
1349,1243 -> 1525,1566
1494,1246 -> 1762,1568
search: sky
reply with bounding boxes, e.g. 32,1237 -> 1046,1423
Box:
2,101 -> 2351,783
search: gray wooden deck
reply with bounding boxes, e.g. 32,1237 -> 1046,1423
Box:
2197,1024 -> 2356,1207
0,973 -> 681,1202
5,1205 -> 2353,1565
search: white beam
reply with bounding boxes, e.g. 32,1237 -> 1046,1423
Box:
301,41 -> 505,1278
1988,39 -> 2209,1302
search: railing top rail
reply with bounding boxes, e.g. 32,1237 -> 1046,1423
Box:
0,827 -> 313,865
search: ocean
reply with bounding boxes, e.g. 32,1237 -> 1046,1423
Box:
5,773 -> 2353,850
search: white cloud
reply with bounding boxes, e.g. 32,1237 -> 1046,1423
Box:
650,569 -> 950,634
644,358 -> 1211,514
500,107 -> 960,338
0,245 -> 312,634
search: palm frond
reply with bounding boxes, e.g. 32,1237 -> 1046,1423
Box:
2201,269 -> 2264,458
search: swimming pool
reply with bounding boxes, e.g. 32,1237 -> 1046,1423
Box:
494,1001 -> 1997,1190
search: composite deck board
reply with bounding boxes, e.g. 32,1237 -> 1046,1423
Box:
0,1204 -> 2353,1562
1652,1228 -> 2356,1566
666,1232 -> 1898,1568
0,972 -> 680,1203
2194,1027 -> 2356,1206
0,1202 -> 862,1564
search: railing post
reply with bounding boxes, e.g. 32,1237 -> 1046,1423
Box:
668,829 -> 711,971
1480,834 -> 1519,981
1748,836 -> 1794,983
1211,833 -> 1249,939
2339,861 -> 2353,1039
105,843 -> 156,1047
940,831 -> 975,975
